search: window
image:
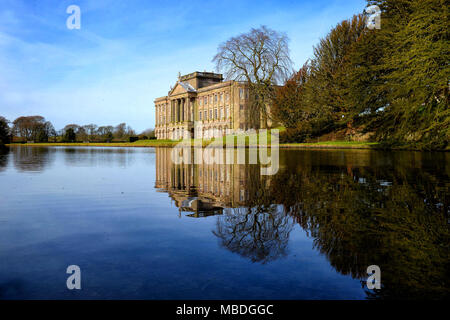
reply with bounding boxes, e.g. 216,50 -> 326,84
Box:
225,107 -> 228,119
240,104 -> 244,110
209,96 -> 212,104
204,110 -> 207,120
199,99 -> 202,106
220,108 -> 223,119
199,111 -> 202,120
214,108 -> 218,119
214,95 -> 218,103
204,97 -> 207,105
226,92 -> 229,102
210,109 -> 213,119
239,88 -> 244,99
220,93 -> 224,103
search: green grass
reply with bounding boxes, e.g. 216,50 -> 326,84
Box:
5,127 -> 379,150
7,140 -> 180,148
280,140 -> 380,149
6,138 -> 380,149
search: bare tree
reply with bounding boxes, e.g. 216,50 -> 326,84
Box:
84,124 -> 98,141
213,25 -> 293,128
12,116 -> 48,142
114,122 -> 127,139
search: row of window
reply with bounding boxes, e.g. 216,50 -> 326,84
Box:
199,92 -> 228,107
156,88 -> 248,112
156,89 -> 248,125
197,88 -> 248,107
198,107 -> 230,121
239,88 -> 249,100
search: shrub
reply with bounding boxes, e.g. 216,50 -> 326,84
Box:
280,125 -> 311,143
129,136 -> 139,143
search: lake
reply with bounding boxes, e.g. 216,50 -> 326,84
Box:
0,146 -> 448,299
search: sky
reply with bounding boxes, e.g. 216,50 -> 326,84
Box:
0,0 -> 367,132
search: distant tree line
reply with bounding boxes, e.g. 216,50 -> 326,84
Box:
0,115 -> 155,144
271,0 -> 448,150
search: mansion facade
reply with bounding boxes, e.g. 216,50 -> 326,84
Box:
155,148 -> 270,216
154,71 -> 251,140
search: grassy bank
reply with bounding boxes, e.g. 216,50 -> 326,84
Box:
6,139 -> 380,150
6,139 -> 178,148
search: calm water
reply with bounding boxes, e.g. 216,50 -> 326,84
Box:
0,146 -> 448,300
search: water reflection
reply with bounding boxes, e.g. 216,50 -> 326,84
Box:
62,147 -> 138,168
155,148 -> 450,299
1,146 -> 448,299
7,146 -> 141,172
11,146 -> 56,172
214,207 -> 294,263
0,148 -> 8,172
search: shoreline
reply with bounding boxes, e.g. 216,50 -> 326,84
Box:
4,142 -> 448,152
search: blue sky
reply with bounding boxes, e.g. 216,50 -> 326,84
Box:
0,0 -> 366,132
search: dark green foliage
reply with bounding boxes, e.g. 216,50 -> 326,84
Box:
36,128 -> 48,142
105,131 -> 113,142
274,1 -> 449,149
305,14 -> 367,122
0,116 -> 10,144
129,136 -> 139,143
279,126 -> 313,143
370,0 -> 449,149
63,128 -> 76,142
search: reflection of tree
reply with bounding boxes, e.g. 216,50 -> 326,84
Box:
158,147 -> 449,299
12,146 -> 55,172
269,150 -> 450,299
213,206 -> 294,263
0,148 -> 9,172
63,147 -> 136,168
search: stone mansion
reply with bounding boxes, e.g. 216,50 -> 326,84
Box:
154,71 -> 251,140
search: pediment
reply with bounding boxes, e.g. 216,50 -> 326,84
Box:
169,81 -> 196,97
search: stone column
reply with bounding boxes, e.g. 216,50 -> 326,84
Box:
174,100 -> 177,123
190,98 -> 192,121
182,98 -> 185,122
180,99 -> 183,122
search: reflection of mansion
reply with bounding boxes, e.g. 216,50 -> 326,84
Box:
154,71 -> 251,140
155,148 -> 267,216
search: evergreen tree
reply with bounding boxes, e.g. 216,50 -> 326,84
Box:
0,116 -> 10,144
304,14 -> 367,135
373,0 -> 449,148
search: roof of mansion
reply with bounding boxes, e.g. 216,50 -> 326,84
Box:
154,71 -> 246,102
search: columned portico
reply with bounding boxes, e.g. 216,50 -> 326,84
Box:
154,71 -> 249,140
